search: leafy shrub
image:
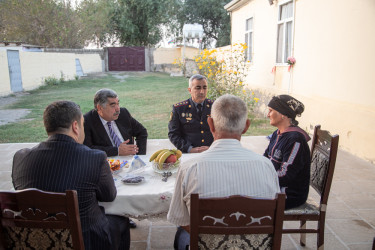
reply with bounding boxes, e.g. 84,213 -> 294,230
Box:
194,44 -> 259,112
44,76 -> 59,86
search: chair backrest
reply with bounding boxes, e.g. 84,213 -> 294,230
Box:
190,193 -> 285,250
310,125 -> 339,205
0,188 -> 84,250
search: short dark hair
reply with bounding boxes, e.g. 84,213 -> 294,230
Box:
43,101 -> 82,134
188,74 -> 207,88
94,89 -> 118,110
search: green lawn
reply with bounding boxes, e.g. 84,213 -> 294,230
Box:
0,72 -> 274,143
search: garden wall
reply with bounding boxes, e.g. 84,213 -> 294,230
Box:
0,47 -> 104,97
0,45 -> 199,97
151,46 -> 199,76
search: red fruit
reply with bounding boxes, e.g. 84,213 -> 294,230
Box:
165,154 -> 177,163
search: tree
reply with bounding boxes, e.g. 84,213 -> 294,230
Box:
77,0 -> 117,48
174,0 -> 231,48
111,0 -> 179,46
0,0 -> 86,48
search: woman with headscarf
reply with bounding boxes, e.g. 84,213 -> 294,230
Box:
264,95 -> 311,209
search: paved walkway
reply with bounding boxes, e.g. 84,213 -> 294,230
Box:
1,136 -> 374,249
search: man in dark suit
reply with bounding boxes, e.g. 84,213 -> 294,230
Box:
168,74 -> 214,153
12,101 -> 130,250
83,88 -> 148,157
83,88 -> 146,228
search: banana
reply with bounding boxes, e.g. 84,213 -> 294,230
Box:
171,149 -> 182,159
149,149 -> 166,162
158,150 -> 173,165
155,149 -> 169,163
175,150 -> 182,159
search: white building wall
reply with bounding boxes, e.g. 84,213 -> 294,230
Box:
227,0 -> 375,162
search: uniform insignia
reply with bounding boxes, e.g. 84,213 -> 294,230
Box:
173,100 -> 189,108
207,99 -> 214,104
189,113 -> 192,117
207,104 -> 210,108
182,113 -> 185,117
186,117 -> 192,120
188,105 -> 191,108
169,112 -> 173,121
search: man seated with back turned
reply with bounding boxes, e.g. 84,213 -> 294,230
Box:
12,101 -> 130,250
84,88 -> 148,157
167,94 -> 281,250
168,74 -> 214,153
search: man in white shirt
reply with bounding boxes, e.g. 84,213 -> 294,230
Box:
167,94 -> 280,250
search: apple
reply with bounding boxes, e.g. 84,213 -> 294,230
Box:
165,154 -> 177,163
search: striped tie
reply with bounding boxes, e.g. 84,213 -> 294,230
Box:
107,121 -> 122,147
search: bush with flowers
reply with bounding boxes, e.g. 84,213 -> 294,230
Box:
194,43 -> 259,112
172,57 -> 186,75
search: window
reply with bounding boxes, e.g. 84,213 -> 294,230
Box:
245,17 -> 253,62
276,0 -> 294,63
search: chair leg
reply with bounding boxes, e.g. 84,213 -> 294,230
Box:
317,220 -> 325,250
299,220 -> 307,246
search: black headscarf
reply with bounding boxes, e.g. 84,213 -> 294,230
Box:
268,95 -> 304,125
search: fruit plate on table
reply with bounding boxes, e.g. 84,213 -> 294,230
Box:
149,148 -> 182,174
107,159 -> 129,174
151,160 -> 180,174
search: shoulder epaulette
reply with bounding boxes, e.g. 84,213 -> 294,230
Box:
174,100 -> 189,108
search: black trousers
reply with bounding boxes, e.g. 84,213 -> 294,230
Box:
106,215 -> 131,250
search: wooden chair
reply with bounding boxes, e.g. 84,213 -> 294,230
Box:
282,125 -> 339,249
190,193 -> 286,250
0,188 -> 84,250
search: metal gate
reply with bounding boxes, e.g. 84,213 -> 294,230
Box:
108,47 -> 145,71
7,50 -> 23,92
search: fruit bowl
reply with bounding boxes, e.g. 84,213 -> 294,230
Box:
151,160 -> 180,174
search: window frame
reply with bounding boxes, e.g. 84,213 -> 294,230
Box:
276,0 -> 294,65
245,17 -> 254,62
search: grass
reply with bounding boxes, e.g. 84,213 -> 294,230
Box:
0,72 -> 274,143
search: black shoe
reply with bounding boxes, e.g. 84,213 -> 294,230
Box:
129,219 -> 137,228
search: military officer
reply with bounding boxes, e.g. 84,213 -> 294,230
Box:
168,74 -> 214,153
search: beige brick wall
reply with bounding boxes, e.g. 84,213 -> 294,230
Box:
0,50 -> 103,96
0,51 -> 11,95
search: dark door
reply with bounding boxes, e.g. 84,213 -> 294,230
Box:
108,47 -> 145,71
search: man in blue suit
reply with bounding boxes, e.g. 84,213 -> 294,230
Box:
12,101 -> 130,250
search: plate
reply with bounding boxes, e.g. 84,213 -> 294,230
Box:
151,160 -> 180,174
121,174 -> 145,185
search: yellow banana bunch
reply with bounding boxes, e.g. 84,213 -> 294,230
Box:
158,151 -> 173,166
149,149 -> 167,162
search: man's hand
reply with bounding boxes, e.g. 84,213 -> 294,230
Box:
190,146 -> 209,153
118,139 -> 139,156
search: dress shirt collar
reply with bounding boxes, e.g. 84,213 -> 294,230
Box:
191,98 -> 205,111
208,139 -> 241,150
99,114 -> 111,127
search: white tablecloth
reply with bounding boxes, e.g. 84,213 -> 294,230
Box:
99,137 -> 269,220
100,139 -> 196,220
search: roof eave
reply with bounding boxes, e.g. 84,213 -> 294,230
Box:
224,0 -> 252,12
